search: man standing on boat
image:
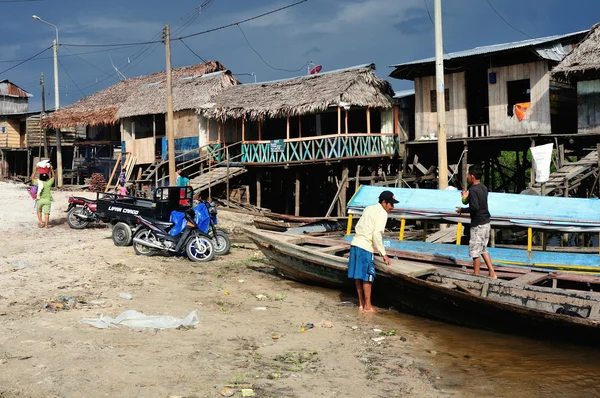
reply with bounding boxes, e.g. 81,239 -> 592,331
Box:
348,190 -> 396,312
456,165 -> 498,279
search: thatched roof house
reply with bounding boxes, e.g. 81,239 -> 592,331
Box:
42,61 -> 231,129
553,23 -> 600,80
199,63 -> 395,121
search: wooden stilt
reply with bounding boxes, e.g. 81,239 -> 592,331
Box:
299,116 -> 302,138
355,164 -> 360,193
258,118 -> 262,141
490,228 -> 496,248
530,138 -> 536,187
286,116 -> 290,140
241,116 -> 245,142
366,107 -> 371,134
295,171 -> 300,216
337,107 -> 341,134
461,141 -> 468,190
422,221 -> 428,242
339,165 -> 349,215
256,171 -> 262,208
344,108 -> 348,134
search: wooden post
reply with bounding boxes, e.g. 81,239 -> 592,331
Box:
337,107 -> 341,134
226,148 -> 230,208
563,177 -> 569,246
286,116 -> 290,139
530,138 -> 536,187
241,116 -> 245,142
105,152 -> 122,192
258,118 -> 262,141
366,107 -> 371,134
295,171 -> 301,216
399,218 -> 406,240
339,165 -> 349,215
558,143 -> 565,169
355,164 -> 360,193
422,221 -> 428,242
344,108 -> 348,134
461,141 -> 468,190
490,228 -> 496,248
299,116 -> 302,138
542,232 -> 547,251
163,25 -> 176,186
393,106 -> 399,137
218,122 -> 221,144
456,222 -> 462,245
527,227 -> 533,252
346,214 -> 353,236
256,171 -> 262,208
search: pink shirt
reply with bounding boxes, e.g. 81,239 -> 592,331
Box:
119,186 -> 127,196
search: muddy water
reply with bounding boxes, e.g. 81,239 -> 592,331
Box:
378,310 -> 600,397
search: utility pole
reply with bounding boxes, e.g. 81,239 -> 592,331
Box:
163,25 -> 176,186
434,0 -> 448,190
40,73 -> 49,158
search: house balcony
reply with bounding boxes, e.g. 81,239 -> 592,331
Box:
238,133 -> 397,165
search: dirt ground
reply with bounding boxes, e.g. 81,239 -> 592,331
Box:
0,181 -> 460,397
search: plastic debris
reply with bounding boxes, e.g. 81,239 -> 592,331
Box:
80,310 -> 199,329
119,292 -> 133,300
220,388 -> 234,397
373,328 -> 382,333
372,336 -> 385,343
241,389 -> 256,397
301,323 -> 314,332
43,296 -> 76,311
255,294 -> 267,301
254,307 -> 267,311
320,320 -> 333,328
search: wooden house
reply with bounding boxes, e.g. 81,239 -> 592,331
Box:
199,64 -> 398,165
42,61 -> 236,166
389,31 -> 587,140
0,80 -> 31,149
553,23 -> 600,135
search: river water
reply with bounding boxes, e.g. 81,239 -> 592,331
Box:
379,310 -> 600,397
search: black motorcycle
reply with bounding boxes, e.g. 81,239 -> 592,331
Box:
132,208 -> 215,264
202,200 -> 231,256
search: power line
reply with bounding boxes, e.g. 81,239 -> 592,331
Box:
236,24 -> 308,73
423,0 -> 451,57
58,57 -> 86,96
180,39 -> 207,62
486,0 -> 533,39
0,45 -> 52,75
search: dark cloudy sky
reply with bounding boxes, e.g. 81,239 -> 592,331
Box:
1,0 -> 599,111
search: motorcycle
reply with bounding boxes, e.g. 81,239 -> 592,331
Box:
66,196 -> 101,229
132,207 -> 215,264
201,200 -> 231,256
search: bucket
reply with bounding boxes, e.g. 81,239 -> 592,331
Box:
37,167 -> 50,174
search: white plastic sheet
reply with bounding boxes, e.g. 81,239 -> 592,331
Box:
81,310 -> 199,329
530,143 -> 554,183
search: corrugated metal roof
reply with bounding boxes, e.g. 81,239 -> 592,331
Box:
393,89 -> 415,99
389,30 -> 587,68
0,80 -> 32,98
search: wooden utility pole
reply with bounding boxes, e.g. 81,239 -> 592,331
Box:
434,0 -> 448,190
163,25 -> 176,185
40,73 -> 49,158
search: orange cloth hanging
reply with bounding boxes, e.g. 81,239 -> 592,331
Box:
514,102 -> 530,121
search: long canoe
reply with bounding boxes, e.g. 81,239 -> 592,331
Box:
244,228 -> 600,346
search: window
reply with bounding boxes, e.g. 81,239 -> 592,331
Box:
430,89 -> 450,112
507,79 -> 531,108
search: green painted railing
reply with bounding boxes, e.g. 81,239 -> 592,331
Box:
240,134 -> 396,164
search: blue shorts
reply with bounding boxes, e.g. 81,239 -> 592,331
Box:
348,245 -> 375,282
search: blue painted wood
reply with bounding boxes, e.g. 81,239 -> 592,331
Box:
347,186 -> 600,228
174,137 -> 199,162
343,236 -> 600,274
121,141 -> 126,153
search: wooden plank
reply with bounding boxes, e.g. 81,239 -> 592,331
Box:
384,258 -> 437,278
104,152 -> 122,192
317,244 -> 350,254
509,272 -> 548,285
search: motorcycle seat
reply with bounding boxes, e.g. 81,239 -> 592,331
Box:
140,217 -> 174,229
73,196 -> 95,204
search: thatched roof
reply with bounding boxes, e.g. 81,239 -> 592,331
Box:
199,63 -> 395,121
42,61 -> 228,128
116,71 -> 238,119
553,23 -> 600,80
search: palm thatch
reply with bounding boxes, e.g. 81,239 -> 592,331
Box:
553,23 -> 600,80
116,71 -> 238,119
42,61 -> 228,129
199,63 -> 395,121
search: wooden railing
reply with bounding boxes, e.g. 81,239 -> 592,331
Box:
240,133 -> 397,164
468,124 -> 490,138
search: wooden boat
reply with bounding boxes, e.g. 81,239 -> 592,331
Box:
244,228 -> 600,345
253,219 -> 301,232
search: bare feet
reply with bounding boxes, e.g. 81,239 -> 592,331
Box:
489,274 -> 498,280
363,307 -> 378,313
37,223 -> 43,228
358,306 -> 364,312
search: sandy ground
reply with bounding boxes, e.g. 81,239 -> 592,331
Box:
0,181 -> 458,397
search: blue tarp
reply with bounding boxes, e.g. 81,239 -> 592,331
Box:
169,211 -> 187,236
193,203 -> 211,234
346,186 -> 600,232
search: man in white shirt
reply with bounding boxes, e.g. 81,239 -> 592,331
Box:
348,190 -> 396,313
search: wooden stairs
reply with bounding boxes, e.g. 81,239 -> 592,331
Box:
137,160 -> 162,183
532,150 -> 599,196
189,165 -> 247,193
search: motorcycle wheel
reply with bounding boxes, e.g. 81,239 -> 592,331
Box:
133,228 -> 158,256
213,230 -> 231,255
185,234 -> 215,264
66,208 -> 90,229
112,222 -> 133,246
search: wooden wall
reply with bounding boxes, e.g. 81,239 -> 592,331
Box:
0,117 -> 24,148
488,61 -> 551,136
414,72 -> 467,139
174,110 -> 198,139
577,79 -> 600,134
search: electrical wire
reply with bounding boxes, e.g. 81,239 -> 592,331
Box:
423,0 -> 451,58
57,57 -> 86,96
0,45 -> 52,75
236,24 -> 308,73
486,0 -> 533,39
180,39 -> 207,62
